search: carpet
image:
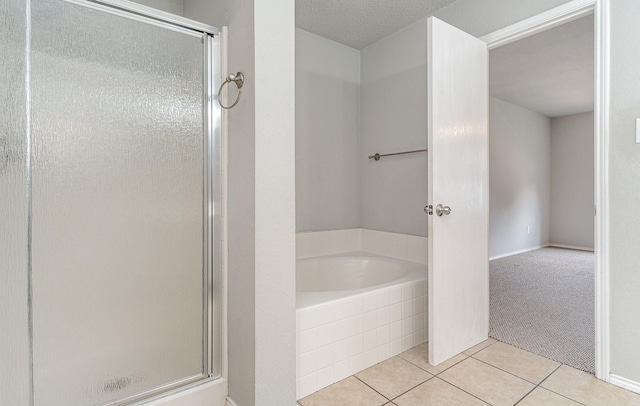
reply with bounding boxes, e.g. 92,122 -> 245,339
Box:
489,247 -> 595,373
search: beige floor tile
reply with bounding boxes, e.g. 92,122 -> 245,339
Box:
541,365 -> 640,406
472,342 -> 560,384
298,376 -> 388,406
394,378 -> 489,406
439,358 -> 534,406
398,343 -> 468,375
463,338 -> 496,356
517,387 -> 582,406
355,356 -> 432,399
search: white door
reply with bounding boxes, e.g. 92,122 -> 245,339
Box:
427,17 -> 489,366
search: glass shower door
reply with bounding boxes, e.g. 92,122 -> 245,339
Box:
29,0 -> 216,404
0,1 -> 30,403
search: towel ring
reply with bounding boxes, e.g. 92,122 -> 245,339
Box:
218,72 -> 244,109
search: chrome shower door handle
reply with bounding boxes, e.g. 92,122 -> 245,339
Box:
435,204 -> 451,216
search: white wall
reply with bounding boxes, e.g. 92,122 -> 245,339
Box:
183,0 -> 224,27
254,1 -> 296,403
186,1 -> 297,405
221,3 -> 257,404
131,0 -> 184,15
489,97 -> 551,258
295,29 -> 361,232
550,112 -> 594,250
298,18 -> 429,237
490,105 -> 595,258
360,19 -> 429,237
610,0 -> 640,385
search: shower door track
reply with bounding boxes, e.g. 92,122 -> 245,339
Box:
64,0 -> 219,36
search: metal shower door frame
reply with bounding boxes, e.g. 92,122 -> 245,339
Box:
51,1 -> 224,404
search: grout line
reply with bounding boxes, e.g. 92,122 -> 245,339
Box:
340,342 -> 590,406
536,388 -> 588,406
433,355 -> 470,376
464,339 -> 498,356
537,365 -> 588,406
430,377 -> 492,405
388,376 -> 434,401
514,363 -> 587,406
395,354 -> 434,373
487,337 -> 579,373
353,375 -> 392,401
471,357 -> 545,386
512,384 -> 539,405
538,363 -> 563,386
398,351 -> 469,377
437,355 -> 537,406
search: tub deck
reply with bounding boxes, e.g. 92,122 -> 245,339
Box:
297,251 -> 427,309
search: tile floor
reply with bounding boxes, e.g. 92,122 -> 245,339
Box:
297,339 -> 640,406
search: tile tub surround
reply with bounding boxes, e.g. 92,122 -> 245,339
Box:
295,229 -> 428,399
296,229 -> 428,399
296,279 -> 427,399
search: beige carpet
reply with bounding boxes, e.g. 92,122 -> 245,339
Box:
489,247 -> 595,373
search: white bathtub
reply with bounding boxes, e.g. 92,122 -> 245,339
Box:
297,256 -> 409,292
296,251 -> 427,399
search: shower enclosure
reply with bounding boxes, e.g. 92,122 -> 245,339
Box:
1,0 -> 222,404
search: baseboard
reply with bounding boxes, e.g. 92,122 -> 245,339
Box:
547,243 -> 595,252
610,374 -> 640,395
489,245 -> 548,261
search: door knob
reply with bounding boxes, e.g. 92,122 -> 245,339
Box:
424,205 -> 433,215
436,204 -> 451,216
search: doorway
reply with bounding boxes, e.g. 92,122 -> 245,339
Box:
426,0 -> 609,381
487,14 -> 596,373
479,0 -> 609,380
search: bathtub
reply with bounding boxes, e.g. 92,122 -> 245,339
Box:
296,251 -> 427,399
297,256 -> 410,292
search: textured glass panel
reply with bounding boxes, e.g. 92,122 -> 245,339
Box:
0,1 -> 31,405
31,1 -> 205,404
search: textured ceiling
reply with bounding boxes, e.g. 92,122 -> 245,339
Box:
490,15 -> 594,118
296,0 -> 459,50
